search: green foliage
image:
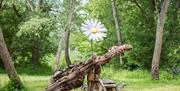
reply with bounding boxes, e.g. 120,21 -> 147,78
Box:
0,1 -> 180,90
84,0 -> 180,70
17,16 -> 52,37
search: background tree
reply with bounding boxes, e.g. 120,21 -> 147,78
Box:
16,0 -> 55,67
151,0 -> 170,80
0,26 -> 23,89
111,0 -> 123,65
64,0 -> 76,65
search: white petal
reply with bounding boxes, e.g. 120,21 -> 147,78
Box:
92,34 -> 96,41
93,34 -> 99,41
81,26 -> 89,31
90,19 -> 95,27
97,23 -> 104,29
88,34 -> 93,40
83,31 -> 91,36
98,35 -> 103,40
96,33 -> 103,40
99,32 -> 107,37
86,20 -> 92,27
96,22 -> 101,27
94,19 -> 98,27
99,27 -> 107,32
82,23 -> 90,29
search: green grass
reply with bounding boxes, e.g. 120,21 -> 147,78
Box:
0,67 -> 179,91
0,74 -> 49,91
101,67 -> 180,91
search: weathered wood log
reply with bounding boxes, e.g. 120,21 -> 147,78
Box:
44,44 -> 132,91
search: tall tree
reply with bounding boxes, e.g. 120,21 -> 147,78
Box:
151,0 -> 170,80
64,0 -> 76,65
0,26 -> 22,88
111,0 -> 123,65
25,0 -> 43,65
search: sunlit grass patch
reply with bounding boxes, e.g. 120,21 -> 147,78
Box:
145,85 -> 180,91
0,74 -> 9,87
101,67 -> 180,91
0,68 -> 180,91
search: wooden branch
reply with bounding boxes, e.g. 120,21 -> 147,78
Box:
26,0 -> 34,11
44,44 -> 132,91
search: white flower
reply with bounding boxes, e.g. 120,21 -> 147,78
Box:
81,19 -> 107,41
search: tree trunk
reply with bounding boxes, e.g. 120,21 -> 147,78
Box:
54,33 -> 65,71
31,36 -> 40,66
26,0 -> 42,66
151,0 -> 170,80
0,26 -> 23,88
64,0 -> 76,65
111,0 -> 123,65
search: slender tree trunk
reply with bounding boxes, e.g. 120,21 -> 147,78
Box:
151,0 -> 170,80
0,26 -> 22,88
111,0 -> 123,65
54,33 -> 64,71
64,0 -> 76,65
31,37 -> 40,65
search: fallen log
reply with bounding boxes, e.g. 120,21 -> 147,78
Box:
44,44 -> 132,91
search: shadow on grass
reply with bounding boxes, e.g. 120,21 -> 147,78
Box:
17,64 -> 53,76
0,64 -> 53,76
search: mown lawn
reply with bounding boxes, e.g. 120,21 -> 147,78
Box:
0,68 -> 179,91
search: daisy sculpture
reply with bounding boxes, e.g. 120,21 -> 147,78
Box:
81,19 -> 107,41
81,19 -> 107,53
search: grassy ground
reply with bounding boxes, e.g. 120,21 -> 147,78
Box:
0,68 -> 179,91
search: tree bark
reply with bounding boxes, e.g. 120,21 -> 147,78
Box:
0,26 -> 22,88
54,33 -> 65,71
111,0 -> 123,65
64,0 -> 76,65
44,44 -> 132,91
151,0 -> 170,80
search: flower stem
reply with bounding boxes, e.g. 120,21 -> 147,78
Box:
91,40 -> 93,54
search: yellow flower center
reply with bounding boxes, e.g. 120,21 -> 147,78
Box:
90,27 -> 98,34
